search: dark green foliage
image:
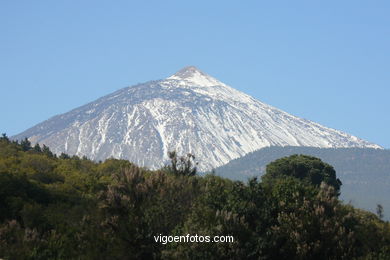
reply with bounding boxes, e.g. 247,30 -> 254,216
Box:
271,183 -> 357,259
20,138 -> 32,151
59,152 -> 70,159
0,136 -> 389,259
263,154 -> 342,193
33,143 -> 42,153
41,144 -> 54,158
0,172 -> 51,222
215,146 -> 390,219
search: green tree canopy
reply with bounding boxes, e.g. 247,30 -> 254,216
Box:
262,154 -> 342,193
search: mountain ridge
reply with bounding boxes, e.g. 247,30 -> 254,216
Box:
13,66 -> 382,171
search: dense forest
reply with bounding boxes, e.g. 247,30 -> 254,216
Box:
0,134 -> 390,259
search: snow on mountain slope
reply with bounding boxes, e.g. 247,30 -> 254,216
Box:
13,66 -> 382,170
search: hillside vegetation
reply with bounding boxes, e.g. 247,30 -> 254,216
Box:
215,146 -> 390,218
0,135 -> 389,259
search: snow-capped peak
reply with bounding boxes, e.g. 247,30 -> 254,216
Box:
169,66 -> 203,79
13,66 -> 382,172
167,66 -> 222,87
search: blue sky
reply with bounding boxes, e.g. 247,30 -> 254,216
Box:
1,1 -> 389,148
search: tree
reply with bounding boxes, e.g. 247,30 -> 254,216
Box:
33,144 -> 42,153
271,183 -> 357,259
20,138 -> 32,151
1,133 -> 9,142
41,145 -> 54,158
59,153 -> 70,159
164,151 -> 197,176
262,154 -> 342,194
376,204 -> 384,220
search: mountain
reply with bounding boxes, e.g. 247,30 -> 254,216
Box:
214,146 -> 390,219
13,66 -> 381,171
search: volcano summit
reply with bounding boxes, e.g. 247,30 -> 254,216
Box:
14,66 -> 381,170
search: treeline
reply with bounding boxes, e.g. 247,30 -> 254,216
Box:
0,134 -> 389,259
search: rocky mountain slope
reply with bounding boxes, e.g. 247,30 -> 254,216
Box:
13,66 -> 381,170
